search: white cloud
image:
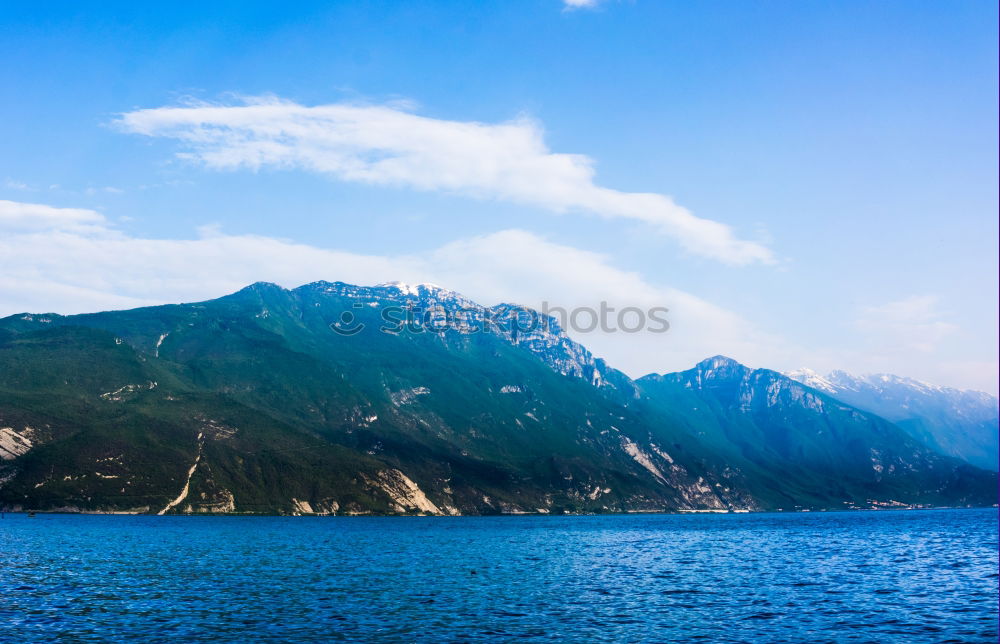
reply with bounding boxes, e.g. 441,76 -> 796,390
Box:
4,178 -> 37,191
837,295 -> 999,392
0,199 -> 111,234
422,229 -> 790,375
856,295 -> 958,354
770,297 -> 996,395
115,96 -> 774,266
563,0 -> 603,8
84,186 -> 125,196
0,199 -> 785,379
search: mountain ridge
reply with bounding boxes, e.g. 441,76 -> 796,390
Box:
785,367 -> 998,470
0,282 -> 994,514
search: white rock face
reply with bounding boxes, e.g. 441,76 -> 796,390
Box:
157,432 -> 203,515
620,436 -> 667,483
100,381 -> 157,402
369,469 -> 441,514
154,332 -> 169,357
390,387 -> 431,406
0,426 -> 34,460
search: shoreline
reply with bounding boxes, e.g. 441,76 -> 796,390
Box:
2,505 -> 994,518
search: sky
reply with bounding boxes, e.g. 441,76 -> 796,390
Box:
1,1 -> 997,392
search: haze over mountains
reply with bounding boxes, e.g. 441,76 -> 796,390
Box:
0,281 -> 995,514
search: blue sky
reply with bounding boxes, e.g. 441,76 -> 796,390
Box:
1,1 -> 997,392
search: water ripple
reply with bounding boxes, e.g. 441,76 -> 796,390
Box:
0,509 -> 996,642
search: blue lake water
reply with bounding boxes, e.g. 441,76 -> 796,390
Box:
0,509 -> 996,642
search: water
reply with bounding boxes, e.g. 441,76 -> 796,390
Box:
0,509 -> 996,642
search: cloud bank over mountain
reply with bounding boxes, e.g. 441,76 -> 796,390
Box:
0,198 -> 784,380
2,197 -> 994,392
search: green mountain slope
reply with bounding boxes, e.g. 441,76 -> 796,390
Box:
0,283 -> 750,514
636,356 -> 995,509
0,284 -> 994,514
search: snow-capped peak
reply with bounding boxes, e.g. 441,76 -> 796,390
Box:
784,368 -> 839,395
376,281 -> 445,296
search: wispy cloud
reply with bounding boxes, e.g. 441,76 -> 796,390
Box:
562,0 -> 604,9
84,186 -> 125,196
116,96 -> 774,266
4,178 -> 37,191
856,295 -> 958,353
0,199 -> 111,234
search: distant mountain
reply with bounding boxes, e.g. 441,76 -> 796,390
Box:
637,357 -> 995,509
0,283 -> 994,514
786,369 -> 999,471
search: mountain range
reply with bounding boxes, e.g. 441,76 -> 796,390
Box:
786,369 -> 998,471
0,281 -> 995,514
